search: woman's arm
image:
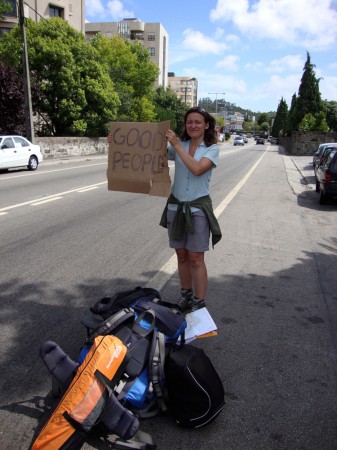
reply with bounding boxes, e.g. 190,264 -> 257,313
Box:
166,130 -> 213,176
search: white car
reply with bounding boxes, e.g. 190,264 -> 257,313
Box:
0,135 -> 43,171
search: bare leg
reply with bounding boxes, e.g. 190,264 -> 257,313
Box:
175,248 -> 192,289
188,251 -> 208,299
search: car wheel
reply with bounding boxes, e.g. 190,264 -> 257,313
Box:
319,190 -> 328,205
28,155 -> 38,171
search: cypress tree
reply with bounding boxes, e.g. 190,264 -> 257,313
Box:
294,52 -> 323,129
271,97 -> 288,137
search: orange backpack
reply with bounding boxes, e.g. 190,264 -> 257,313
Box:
32,334 -> 128,449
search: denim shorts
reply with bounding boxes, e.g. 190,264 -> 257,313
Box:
166,209 -> 210,252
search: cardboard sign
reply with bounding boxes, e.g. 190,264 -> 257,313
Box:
107,121 -> 172,197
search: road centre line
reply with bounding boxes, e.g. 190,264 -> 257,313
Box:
0,162 -> 107,181
31,197 -> 63,206
146,147 -> 270,291
77,186 -> 99,193
0,182 -> 106,214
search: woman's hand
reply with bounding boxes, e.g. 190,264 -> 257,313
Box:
165,129 -> 179,147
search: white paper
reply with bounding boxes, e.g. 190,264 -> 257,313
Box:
181,308 -> 217,343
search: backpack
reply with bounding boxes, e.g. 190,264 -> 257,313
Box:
88,286 -> 186,343
35,334 -> 156,450
32,335 -> 139,450
81,307 -> 168,419
164,343 -> 225,428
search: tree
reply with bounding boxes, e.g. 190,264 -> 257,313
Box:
152,86 -> 186,133
260,122 -> 270,133
294,52 -> 323,130
90,34 -> 159,122
0,18 -> 120,136
0,1 -> 12,20
257,113 -> 270,126
324,100 -> 337,131
286,93 -> 298,134
271,97 -> 288,137
0,60 -> 26,134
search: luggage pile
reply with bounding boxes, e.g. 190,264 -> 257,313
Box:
32,287 -> 225,450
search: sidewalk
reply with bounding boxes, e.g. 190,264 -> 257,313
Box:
283,154 -> 315,195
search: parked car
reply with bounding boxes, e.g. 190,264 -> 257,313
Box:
315,147 -> 337,204
312,142 -> 337,167
256,137 -> 265,145
234,136 -> 244,146
270,137 -> 279,145
0,135 -> 43,171
313,144 -> 337,180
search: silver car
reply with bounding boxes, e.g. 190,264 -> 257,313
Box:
234,136 -> 244,146
0,135 -> 43,171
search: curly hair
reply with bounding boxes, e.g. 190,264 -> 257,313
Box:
180,107 -> 218,147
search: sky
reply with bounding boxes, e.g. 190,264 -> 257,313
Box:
85,0 -> 337,113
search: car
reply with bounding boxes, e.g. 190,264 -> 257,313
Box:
313,144 -> 337,180
270,137 -> 279,145
234,136 -> 244,146
315,147 -> 337,204
0,135 -> 43,171
256,137 -> 265,144
312,142 -> 337,167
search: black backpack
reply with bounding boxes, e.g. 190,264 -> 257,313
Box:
165,343 -> 225,428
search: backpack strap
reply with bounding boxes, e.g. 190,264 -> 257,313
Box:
148,330 -> 166,413
81,308 -> 135,339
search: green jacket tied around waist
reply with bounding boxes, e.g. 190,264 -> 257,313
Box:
160,194 -> 222,248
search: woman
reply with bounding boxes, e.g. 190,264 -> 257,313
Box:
160,107 -> 222,312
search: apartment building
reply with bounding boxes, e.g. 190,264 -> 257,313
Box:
85,18 -> 168,89
0,0 -> 85,37
167,73 -> 198,107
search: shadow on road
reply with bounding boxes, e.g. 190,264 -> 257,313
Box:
1,237 -> 337,450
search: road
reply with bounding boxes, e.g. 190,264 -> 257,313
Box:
0,140 -> 337,449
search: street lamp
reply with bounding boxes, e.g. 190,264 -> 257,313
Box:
208,92 -> 226,113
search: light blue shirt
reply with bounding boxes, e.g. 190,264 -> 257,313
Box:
167,140 -> 219,212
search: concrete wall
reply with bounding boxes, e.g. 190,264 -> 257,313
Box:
279,131 -> 337,156
35,137 -> 109,160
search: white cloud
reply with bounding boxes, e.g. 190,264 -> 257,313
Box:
267,54 -> 304,74
182,29 -> 229,54
210,0 -> 337,49
86,0 -> 105,19
244,61 -> 264,71
263,74 -> 302,106
320,76 -> 337,101
86,0 -> 134,20
216,54 -> 240,71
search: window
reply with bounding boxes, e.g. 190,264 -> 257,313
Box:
0,28 -> 12,38
148,47 -> 155,57
148,32 -> 155,41
3,0 -> 17,17
49,6 -> 63,18
13,137 -> 29,147
131,31 -> 144,40
0,138 -> 14,149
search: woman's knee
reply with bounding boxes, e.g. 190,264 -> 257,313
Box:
188,252 -> 205,268
176,248 -> 189,264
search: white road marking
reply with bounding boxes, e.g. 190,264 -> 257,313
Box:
31,197 -> 63,206
0,182 -> 106,214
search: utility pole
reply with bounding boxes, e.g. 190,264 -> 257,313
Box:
208,92 -> 226,114
19,0 -> 34,142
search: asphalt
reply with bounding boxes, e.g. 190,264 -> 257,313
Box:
40,143 -> 315,196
